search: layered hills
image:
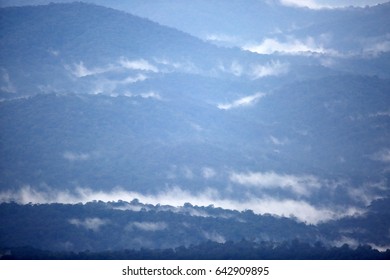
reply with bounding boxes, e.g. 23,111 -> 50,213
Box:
0,2 -> 389,257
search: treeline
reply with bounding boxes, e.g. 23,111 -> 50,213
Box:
0,202 -> 319,252
1,201 -> 390,254
2,240 -> 389,260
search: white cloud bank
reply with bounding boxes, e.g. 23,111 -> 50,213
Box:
119,58 -> 159,73
243,37 -> 337,55
67,57 -> 159,79
69,217 -> 108,231
217,92 -> 266,110
371,149 -> 390,163
279,0 -> 388,9
121,91 -> 162,100
67,62 -> 114,78
250,61 -> 289,79
230,171 -> 321,197
0,185 -> 363,224
127,222 -> 168,231
279,0 -> 328,9
218,60 -> 289,78
90,74 -> 148,95
202,230 -> 226,243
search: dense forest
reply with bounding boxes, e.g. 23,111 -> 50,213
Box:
1,200 -> 389,259
2,240 -> 389,260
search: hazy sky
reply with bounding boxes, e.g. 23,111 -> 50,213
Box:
281,0 -> 389,8
0,0 -> 389,8
317,0 -> 388,4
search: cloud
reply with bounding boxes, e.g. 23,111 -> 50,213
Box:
166,165 -> 196,180
369,110 -> 390,117
279,0 -> 328,9
67,62 -> 113,78
0,185 -> 82,205
366,40 -> 390,55
205,34 -> 240,44
139,91 -> 161,99
91,74 -> 148,95
243,37 -> 336,55
123,91 -> 162,100
202,167 -> 217,179
269,135 -> 289,146
153,58 -> 200,74
347,183 -> 386,206
65,58 -> 162,95
217,92 -> 266,110
63,151 -> 91,161
182,166 -> 194,179
127,222 -> 168,231
218,60 -> 244,76
69,217 -> 108,231
190,122 -> 203,132
361,35 -> 390,56
119,58 -> 159,72
202,230 -> 226,243
179,207 -> 211,218
112,203 -> 148,211
370,149 -> 390,162
121,74 -> 148,84
48,49 -> 60,57
368,243 -> 390,252
66,58 -> 158,80
0,69 -> 16,93
245,197 -> 361,224
218,60 -> 288,79
229,171 -> 321,197
332,236 -> 360,249
250,60 -> 289,79
0,185 -> 364,224
279,1 -> 390,9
